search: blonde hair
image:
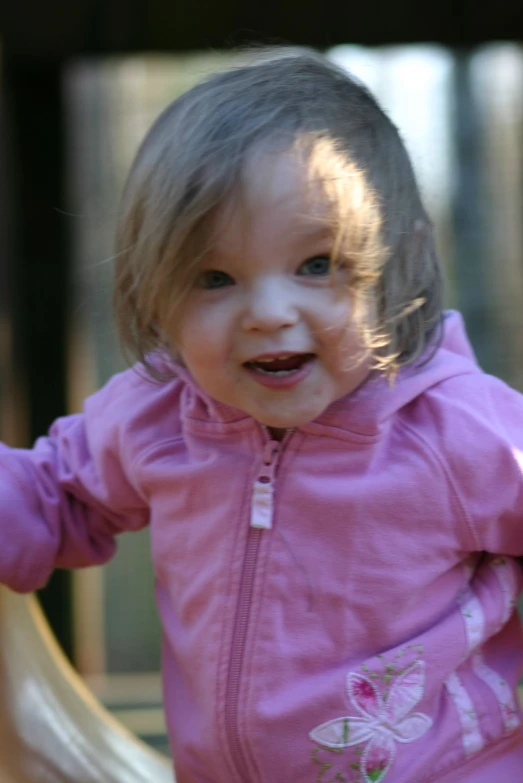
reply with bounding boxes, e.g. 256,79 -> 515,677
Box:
114,47 -> 443,379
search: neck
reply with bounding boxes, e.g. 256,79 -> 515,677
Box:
268,427 -> 287,441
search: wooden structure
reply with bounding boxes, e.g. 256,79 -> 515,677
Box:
3,0 -> 523,57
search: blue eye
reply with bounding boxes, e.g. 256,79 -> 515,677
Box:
199,270 -> 235,289
298,256 -> 331,276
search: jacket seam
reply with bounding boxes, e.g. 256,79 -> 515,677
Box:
300,422 -> 381,444
399,420 -> 481,551
482,375 -> 514,445
127,437 -> 186,501
129,436 -> 186,470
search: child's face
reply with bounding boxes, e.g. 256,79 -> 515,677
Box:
172,150 -> 371,430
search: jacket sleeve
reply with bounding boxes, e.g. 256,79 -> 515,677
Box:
0,370 -> 151,593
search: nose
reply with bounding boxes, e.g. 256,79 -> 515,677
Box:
241,278 -> 298,332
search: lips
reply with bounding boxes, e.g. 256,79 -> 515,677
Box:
244,353 -> 315,376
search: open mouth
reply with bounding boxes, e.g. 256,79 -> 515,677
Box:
244,353 -> 315,377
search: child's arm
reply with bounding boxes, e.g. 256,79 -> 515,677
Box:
0,369 -> 152,593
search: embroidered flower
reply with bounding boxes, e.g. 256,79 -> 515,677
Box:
310,660 -> 433,783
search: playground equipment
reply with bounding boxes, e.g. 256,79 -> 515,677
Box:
0,586 -> 173,782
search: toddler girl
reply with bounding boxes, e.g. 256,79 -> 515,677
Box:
2,48 -> 523,782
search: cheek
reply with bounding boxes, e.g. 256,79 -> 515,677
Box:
327,317 -> 368,374
328,291 -> 369,353
177,315 -> 229,372
320,295 -> 356,343
177,303 -> 210,345
325,285 -> 354,322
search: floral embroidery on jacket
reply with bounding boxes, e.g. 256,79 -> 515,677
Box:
310,647 -> 433,783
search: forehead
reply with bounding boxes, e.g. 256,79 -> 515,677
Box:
211,148 -> 335,255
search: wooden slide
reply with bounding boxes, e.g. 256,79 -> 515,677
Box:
0,586 -> 173,782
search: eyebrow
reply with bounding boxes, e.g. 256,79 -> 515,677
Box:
291,223 -> 333,242
209,224 -> 333,257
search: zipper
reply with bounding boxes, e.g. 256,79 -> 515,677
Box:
224,428 -> 292,781
225,527 -> 263,781
250,439 -> 280,529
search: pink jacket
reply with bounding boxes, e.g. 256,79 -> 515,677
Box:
1,310 -> 523,782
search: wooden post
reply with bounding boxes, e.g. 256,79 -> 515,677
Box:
450,50 -> 493,371
2,54 -> 73,659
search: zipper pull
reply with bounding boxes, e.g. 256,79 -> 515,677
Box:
250,441 -> 280,530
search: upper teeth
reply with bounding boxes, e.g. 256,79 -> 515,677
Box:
256,355 -> 295,362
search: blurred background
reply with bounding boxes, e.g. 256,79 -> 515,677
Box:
1,0 -> 523,757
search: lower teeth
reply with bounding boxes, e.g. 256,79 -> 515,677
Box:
255,368 -> 296,376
